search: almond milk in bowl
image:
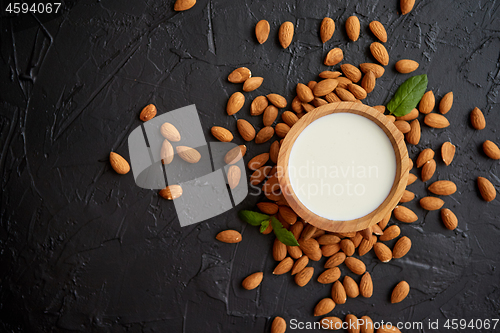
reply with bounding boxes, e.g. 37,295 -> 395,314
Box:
277,102 -> 409,233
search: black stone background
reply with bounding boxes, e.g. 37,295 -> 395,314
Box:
1,0 -> 499,332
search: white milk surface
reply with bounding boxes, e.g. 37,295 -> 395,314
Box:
287,112 -> 397,220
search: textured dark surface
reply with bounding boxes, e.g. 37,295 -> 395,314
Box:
1,0 -> 500,332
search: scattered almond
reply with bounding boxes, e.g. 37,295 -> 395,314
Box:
400,0 -> 415,15
216,230 -> 242,243
439,91 -> 453,114
324,252 -> 346,268
324,48 -> 344,66
359,272 -> 373,298
441,142 -> 456,165
176,146 -> 201,163
341,64 -> 362,83
255,20 -> 270,44
279,21 -> 294,48
318,267 -> 341,284
314,298 -> 335,316
420,196 -> 444,210
161,139 -> 174,164
263,105 -> 279,126
243,77 -> 264,92
319,71 -> 342,79
250,96 -> 268,116
273,257 -> 294,275
374,242 -> 392,263
360,316 -> 374,333
320,17 -> 335,43
358,234 -> 377,256
248,152 -> 269,170
470,107 -> 486,130
421,159 -> 436,182
255,126 -> 275,144
282,111 -> 299,127
269,140 -> 280,164
340,239 -> 355,256
345,257 -> 366,275
139,104 -> 157,121
296,83 -> 314,103
372,105 -> 385,113
477,176 -> 496,202
256,202 -> 278,215
160,122 -> 181,141
295,267 -> 314,287
406,119 -> 421,145
275,123 -> 291,138
359,63 -> 385,78
345,314 -> 360,333
369,21 -> 387,43
348,83 -> 367,99
279,206 -> 297,225
346,16 -> 360,41
224,145 -> 246,164
428,180 -> 457,195
159,185 -> 183,200
242,272 -> 263,290
228,67 -> 251,83
395,59 -> 419,74
271,317 -> 286,333
336,77 -> 353,89
227,165 -> 241,189
291,255 -> 309,275
424,113 -> 450,128
483,140 -> 500,160
378,212 -> 391,230
267,93 -> 287,108
236,119 -> 255,141
343,276 -> 360,298
313,79 -> 339,96
441,208 -> 458,230
336,87 -> 356,101
393,205 -> 418,223
400,189 -> 415,203
211,126 -> 233,142
391,281 -> 410,303
174,0 -> 196,11
273,238 -> 287,261
394,120 -> 411,134
109,152 -> 130,174
361,70 -> 376,93
416,148 -> 434,168
397,108 -> 419,121
331,280 -> 347,304
370,42 -> 389,66
379,225 -> 400,241
321,317 -> 343,330
227,92 -> 245,115
392,236 -> 411,259
419,91 -> 435,114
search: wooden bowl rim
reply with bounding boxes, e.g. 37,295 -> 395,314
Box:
277,102 -> 409,233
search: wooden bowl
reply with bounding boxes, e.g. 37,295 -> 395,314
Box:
277,102 -> 409,233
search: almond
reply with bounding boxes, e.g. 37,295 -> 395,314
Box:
139,104 -> 157,121
291,255 -> 309,275
160,122 -> 181,141
379,225 -> 400,241
386,115 -> 395,123
419,91 -> 435,114
421,159 -> 436,182
224,145 -> 246,164
360,316 -> 374,333
242,272 -> 263,290
425,113 -> 450,128
351,232 -> 364,247
313,79 -> 339,96
274,123 -> 290,138
331,280 -> 347,304
267,93 -> 287,108
395,59 -> 419,73
279,21 -> 294,48
314,298 -> 335,316
321,317 -> 343,330
263,105 -> 279,126
255,20 -> 270,44
301,224 -> 317,240
228,67 -> 251,83
320,71 -> 342,79
243,77 -> 264,92
174,0 -> 196,11
416,148 -> 434,167
324,252 -> 346,268
340,239 -> 355,256
279,206 -> 297,225
216,230 -> 242,243
420,196 -> 444,210
269,140 -> 280,164
287,244 -> 302,259
318,267 -> 341,284
361,70 -> 376,93
397,108 -> 419,121
406,119 -> 421,145
378,325 -> 401,333
441,142 -> 456,165
408,157 -> 414,169
341,64 -> 362,83
176,146 -> 201,163
296,83 -> 314,102
271,317 -> 286,333
345,257 -> 366,275
227,165 -> 241,189
391,281 -> 410,303
318,234 -> 341,246
378,212 -> 391,230
273,257 -> 294,275
369,21 -> 387,42
109,152 -> 130,174
322,244 -> 341,257
393,205 -> 418,223
359,272 -> 373,298
400,0 -> 415,15
273,238 -> 287,261
299,238 -> 320,258
255,126 -> 275,144
372,105 -> 385,113
359,63 -> 385,78
345,16 -> 360,41
370,42 -> 389,66
392,236 -> 411,259
374,242 -> 392,263
227,92 -> 245,115
336,87 -> 356,101
313,98 -> 327,108
483,140 -> 500,160
345,314 -> 360,333
302,103 -> 315,112
477,176 -> 496,202
325,92 -> 342,103
336,77 -> 353,89
441,208 -> 458,230
235,119 -> 254,141
324,48 -> 344,66
320,17 -> 335,43
428,180 -> 457,195
161,139 -> 174,165
343,276 -> 359,298
439,91 -> 453,114
394,120 -> 411,134
256,202 -> 278,215
211,126 -> 233,142
159,184 -> 183,200
470,107 -> 486,130
248,153 -> 270,172
282,111 -> 299,127
250,166 -> 271,185
295,266 -> 314,287
250,96 -> 268,116
347,83 -> 367,100
291,96 -> 303,113
358,234 -> 377,256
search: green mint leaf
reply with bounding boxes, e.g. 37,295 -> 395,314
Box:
238,210 -> 270,227
271,217 -> 300,246
387,74 -> 428,117
260,220 -> 270,233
